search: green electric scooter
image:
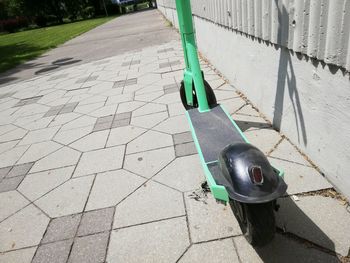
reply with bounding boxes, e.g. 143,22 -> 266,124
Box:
175,0 -> 288,246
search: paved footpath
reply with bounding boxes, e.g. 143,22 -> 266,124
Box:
0,9 -> 349,263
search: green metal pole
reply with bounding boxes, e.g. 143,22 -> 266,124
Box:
175,0 -> 209,112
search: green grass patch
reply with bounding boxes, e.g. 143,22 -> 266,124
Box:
0,16 -> 115,73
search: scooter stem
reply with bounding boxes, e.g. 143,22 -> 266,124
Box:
175,0 -> 210,112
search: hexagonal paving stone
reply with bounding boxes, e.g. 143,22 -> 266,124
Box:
184,193 -> 241,243
276,195 -> 350,256
124,146 -> 175,178
126,130 -> 173,154
17,141 -> 62,164
244,128 -> 282,154
179,239 -> 239,263
269,139 -> 312,166
53,126 -> 93,145
70,130 -> 109,152
107,217 -> 189,263
131,111 -> 169,129
0,204 -> 49,252
18,126 -> 60,146
0,191 -> 29,222
106,126 -> 146,147
153,115 -> 190,134
0,247 -> 37,263
132,103 -> 167,117
35,175 -> 94,218
153,155 -> 205,192
30,146 -> 81,173
233,234 -> 339,263
86,169 -> 145,211
0,145 -> 30,168
18,166 -> 74,201
0,127 -> 27,143
114,180 -> 185,228
73,146 -> 125,177
268,157 -> 331,195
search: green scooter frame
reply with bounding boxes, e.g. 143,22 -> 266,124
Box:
175,0 -> 287,247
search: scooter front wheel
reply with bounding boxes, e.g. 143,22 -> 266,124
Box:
179,80 -> 217,110
230,200 -> 275,247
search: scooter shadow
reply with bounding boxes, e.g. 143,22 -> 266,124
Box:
252,195 -> 339,262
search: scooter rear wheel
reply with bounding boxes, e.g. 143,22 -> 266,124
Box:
179,80 -> 217,110
230,200 -> 275,247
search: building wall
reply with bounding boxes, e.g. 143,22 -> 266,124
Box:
157,1 -> 350,200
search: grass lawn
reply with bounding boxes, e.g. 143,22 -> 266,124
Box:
0,16 -> 115,73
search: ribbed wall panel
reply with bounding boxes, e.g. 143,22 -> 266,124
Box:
159,0 -> 350,71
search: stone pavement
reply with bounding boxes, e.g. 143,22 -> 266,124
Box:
0,33 -> 349,263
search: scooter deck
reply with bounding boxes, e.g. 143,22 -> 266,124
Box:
186,104 -> 248,202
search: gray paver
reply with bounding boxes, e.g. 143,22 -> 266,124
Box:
32,239 -> 73,263
185,193 -> 241,243
114,180 -> 185,228
173,131 -> 193,145
77,207 -> 114,236
0,166 -> 12,181
276,195 -> 350,256
6,162 -> 34,178
107,217 -> 189,263
42,214 -> 81,244
68,232 -> 109,263
233,234 -> 339,263
175,142 -> 197,157
179,239 -> 240,263
0,176 -> 25,193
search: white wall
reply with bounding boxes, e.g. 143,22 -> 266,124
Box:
158,6 -> 350,200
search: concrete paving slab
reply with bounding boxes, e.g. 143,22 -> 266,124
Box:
42,214 -> 81,244
30,146 -> 81,173
179,239 -> 240,263
68,232 -> 109,263
70,130 -> 109,152
35,175 -> 94,217
124,146 -> 175,178
77,207 -> 114,236
106,126 -> 146,147
114,180 -> 185,228
73,146 -> 125,177
32,239 -> 73,263
276,195 -> 350,256
126,130 -> 173,154
0,247 -> 37,263
233,234 -> 340,263
185,194 -> 241,243
18,166 -> 74,201
268,157 -> 332,195
0,204 -> 49,252
131,111 -> 169,129
17,141 -> 61,164
153,115 -> 190,134
107,217 -> 189,263
86,169 -> 145,211
245,128 -> 282,154
0,191 -> 29,222
153,155 -> 205,192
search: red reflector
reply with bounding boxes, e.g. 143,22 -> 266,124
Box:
251,166 -> 264,184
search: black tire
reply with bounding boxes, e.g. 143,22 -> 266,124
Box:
180,80 -> 217,110
230,200 -> 276,247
